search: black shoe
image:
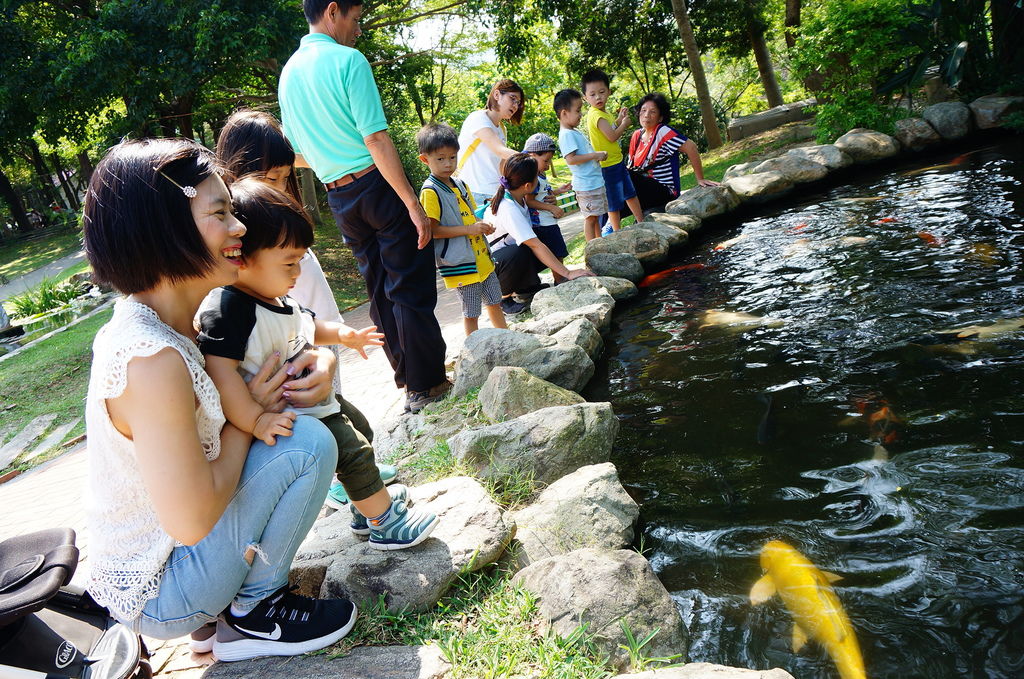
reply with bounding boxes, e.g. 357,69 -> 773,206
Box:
500,298 -> 529,315
212,586 -> 357,661
404,379 -> 453,414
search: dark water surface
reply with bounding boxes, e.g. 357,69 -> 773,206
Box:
589,137 -> 1024,678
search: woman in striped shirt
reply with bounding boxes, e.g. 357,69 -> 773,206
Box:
626,93 -> 718,212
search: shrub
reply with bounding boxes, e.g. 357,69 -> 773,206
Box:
6,276 -> 85,319
793,0 -> 918,142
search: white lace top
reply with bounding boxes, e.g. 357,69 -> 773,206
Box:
85,299 -> 224,623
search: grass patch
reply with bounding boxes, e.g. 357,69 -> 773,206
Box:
0,227 -> 83,282
678,122 -> 817,192
321,564 -> 614,678
6,276 -> 86,319
399,441 -> 470,482
313,206 -> 371,311
564,233 -> 586,267
0,306 -> 112,474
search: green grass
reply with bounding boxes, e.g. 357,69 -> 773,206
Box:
0,306 -> 111,474
313,206 -> 371,311
565,233 -> 586,266
5,276 -> 86,319
0,227 -> 83,282
320,564 -> 615,678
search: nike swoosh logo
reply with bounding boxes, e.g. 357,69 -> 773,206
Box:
235,623 -> 282,640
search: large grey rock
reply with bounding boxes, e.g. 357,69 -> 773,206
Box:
514,548 -> 687,671
511,463 -> 638,568
665,185 -> 740,219
448,403 -> 618,486
612,665 -> 796,679
586,252 -> 645,282
833,128 -> 899,162
969,94 -> 1024,129
478,366 -> 583,421
532,277 -> 616,318
922,101 -> 972,139
510,303 -> 614,336
721,160 -> 761,181
452,328 -> 595,396
552,317 -> 604,359
630,221 -> 690,249
894,117 -> 941,151
753,154 -> 828,183
584,228 -> 670,265
784,144 -> 852,170
202,645 -> 451,679
291,477 -> 513,612
724,172 -> 794,202
647,212 -> 702,234
596,276 -> 639,302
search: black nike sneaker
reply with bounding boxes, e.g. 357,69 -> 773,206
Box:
212,586 -> 357,661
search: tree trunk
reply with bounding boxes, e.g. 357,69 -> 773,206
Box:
50,153 -> 80,210
77,151 -> 94,188
784,0 -> 801,49
669,0 -> 723,148
297,168 -> 323,226
0,164 -> 32,233
991,0 -> 1024,70
26,140 -> 61,213
749,24 -> 784,108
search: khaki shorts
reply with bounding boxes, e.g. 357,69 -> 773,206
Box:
574,186 -> 609,217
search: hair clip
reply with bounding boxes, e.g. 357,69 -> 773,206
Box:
158,170 -> 198,198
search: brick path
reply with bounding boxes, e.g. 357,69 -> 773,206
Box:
0,213 -> 583,675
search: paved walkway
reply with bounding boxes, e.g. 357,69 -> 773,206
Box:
0,213 -> 584,675
0,249 -> 87,302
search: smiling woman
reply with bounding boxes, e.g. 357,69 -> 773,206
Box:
80,138 -> 357,661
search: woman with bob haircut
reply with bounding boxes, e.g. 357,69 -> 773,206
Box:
82,137 -> 357,661
626,92 -> 718,212
457,78 -> 526,206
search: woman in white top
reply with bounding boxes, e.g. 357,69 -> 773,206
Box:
82,138 -> 356,661
487,153 -> 593,313
457,79 -> 526,206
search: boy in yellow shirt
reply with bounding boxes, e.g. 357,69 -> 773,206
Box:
417,123 -> 508,336
582,68 -> 645,235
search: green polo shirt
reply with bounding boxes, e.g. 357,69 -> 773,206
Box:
279,33 -> 388,183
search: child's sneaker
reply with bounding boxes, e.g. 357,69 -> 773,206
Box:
368,499 -> 439,551
601,224 -> 614,237
212,586 -> 356,661
350,483 -> 409,535
188,620 -> 216,653
324,463 -> 399,509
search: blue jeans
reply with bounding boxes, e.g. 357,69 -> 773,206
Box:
136,416 -> 338,639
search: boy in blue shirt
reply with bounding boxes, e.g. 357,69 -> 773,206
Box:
554,88 -> 608,241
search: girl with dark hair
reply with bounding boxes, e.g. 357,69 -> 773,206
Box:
457,79 -> 526,205
82,138 -> 356,661
216,110 -> 397,510
487,153 -> 593,313
626,93 -> 719,212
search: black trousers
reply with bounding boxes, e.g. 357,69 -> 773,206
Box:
630,170 -> 675,213
493,243 -> 545,297
327,169 -> 446,393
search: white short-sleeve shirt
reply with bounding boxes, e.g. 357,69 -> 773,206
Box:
458,110 -> 506,198
487,193 -> 537,252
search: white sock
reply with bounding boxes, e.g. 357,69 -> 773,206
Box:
230,603 -> 250,618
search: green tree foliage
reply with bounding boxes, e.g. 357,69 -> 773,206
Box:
792,0 -> 917,142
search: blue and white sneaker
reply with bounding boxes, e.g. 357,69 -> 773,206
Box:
350,483 -> 409,536
601,224 -> 615,237
368,499 -> 439,551
325,463 -> 399,510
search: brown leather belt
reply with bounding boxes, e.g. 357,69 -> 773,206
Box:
325,164 -> 377,190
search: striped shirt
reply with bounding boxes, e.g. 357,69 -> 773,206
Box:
627,124 -> 687,197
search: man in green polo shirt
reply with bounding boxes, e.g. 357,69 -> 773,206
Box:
280,0 -> 449,414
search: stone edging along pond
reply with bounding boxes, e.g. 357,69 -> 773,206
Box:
237,95 -> 1021,678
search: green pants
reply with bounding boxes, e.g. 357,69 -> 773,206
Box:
318,396 -> 382,503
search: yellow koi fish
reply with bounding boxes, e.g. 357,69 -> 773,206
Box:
934,317 -> 1024,341
750,540 -> 866,679
699,310 -> 784,331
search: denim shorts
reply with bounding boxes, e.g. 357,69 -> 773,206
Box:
601,161 -> 638,213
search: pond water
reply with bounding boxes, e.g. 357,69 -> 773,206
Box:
589,137 -> 1024,678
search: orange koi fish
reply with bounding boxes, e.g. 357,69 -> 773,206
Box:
637,263 -> 707,288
